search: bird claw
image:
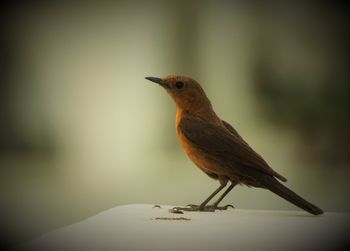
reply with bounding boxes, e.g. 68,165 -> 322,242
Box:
202,204 -> 235,211
169,204 -> 234,214
170,205 -> 207,213
186,204 -> 198,207
215,204 -> 235,210
168,207 -> 184,214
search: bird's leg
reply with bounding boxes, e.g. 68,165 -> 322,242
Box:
170,183 -> 226,213
207,182 -> 237,210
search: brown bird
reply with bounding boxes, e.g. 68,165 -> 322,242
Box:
146,75 -> 323,215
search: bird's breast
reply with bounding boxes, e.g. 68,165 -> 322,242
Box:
176,125 -> 223,178
176,128 -> 202,165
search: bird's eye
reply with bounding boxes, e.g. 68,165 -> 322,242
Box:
175,81 -> 185,89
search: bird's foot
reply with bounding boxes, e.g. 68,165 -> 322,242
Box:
211,204 -> 235,210
187,203 -> 235,211
169,204 -> 234,214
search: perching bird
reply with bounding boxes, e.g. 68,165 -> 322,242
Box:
145,75 -> 323,215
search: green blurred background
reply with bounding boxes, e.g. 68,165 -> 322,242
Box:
1,0 -> 349,247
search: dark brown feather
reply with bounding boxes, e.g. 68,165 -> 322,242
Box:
179,116 -> 287,183
261,175 -> 323,215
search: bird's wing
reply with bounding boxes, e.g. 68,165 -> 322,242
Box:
179,116 -> 287,182
222,120 -> 249,146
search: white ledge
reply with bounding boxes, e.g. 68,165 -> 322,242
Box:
22,204 -> 349,251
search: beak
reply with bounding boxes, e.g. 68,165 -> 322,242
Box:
145,76 -> 169,88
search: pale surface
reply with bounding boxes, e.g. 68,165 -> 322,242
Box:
22,204 -> 349,251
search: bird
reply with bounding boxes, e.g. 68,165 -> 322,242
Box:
145,75 -> 323,215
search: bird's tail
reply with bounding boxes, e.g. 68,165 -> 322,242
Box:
262,176 -> 323,215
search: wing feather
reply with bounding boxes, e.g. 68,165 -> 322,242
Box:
179,116 -> 287,182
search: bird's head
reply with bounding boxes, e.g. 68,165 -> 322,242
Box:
145,75 -> 212,112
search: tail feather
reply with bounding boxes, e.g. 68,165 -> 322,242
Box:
262,176 -> 323,215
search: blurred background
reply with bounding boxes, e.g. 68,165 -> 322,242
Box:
1,0 -> 349,248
